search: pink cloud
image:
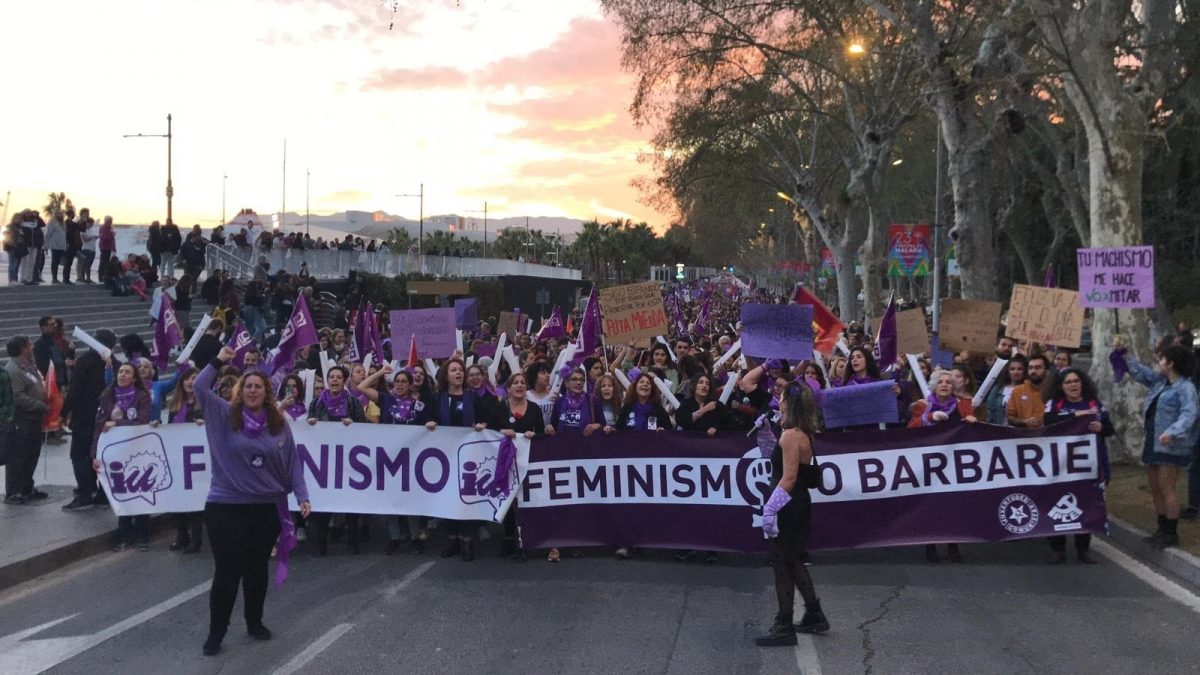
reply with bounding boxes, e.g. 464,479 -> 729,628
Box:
361,65 -> 469,91
478,17 -> 625,89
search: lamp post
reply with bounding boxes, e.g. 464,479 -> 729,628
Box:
221,172 -> 227,227
306,169 -> 311,237
464,201 -> 488,257
123,113 -> 173,224
396,183 -> 424,255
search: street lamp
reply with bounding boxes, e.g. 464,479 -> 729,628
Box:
123,114 -> 173,224
222,172 -> 227,227
396,183 -> 424,255
847,40 -> 866,56
776,191 -> 794,204
464,202 -> 488,257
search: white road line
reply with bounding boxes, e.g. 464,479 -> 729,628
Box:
273,560 -> 434,675
1092,539 -> 1200,614
272,623 -> 354,675
794,634 -> 822,674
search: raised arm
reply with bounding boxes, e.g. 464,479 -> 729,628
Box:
194,349 -> 233,427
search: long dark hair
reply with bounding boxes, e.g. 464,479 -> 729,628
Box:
689,373 -> 715,404
1048,367 -> 1099,404
278,374 -> 305,401
843,346 -> 882,384
231,371 -> 286,435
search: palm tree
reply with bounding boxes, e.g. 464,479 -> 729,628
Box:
43,192 -> 73,218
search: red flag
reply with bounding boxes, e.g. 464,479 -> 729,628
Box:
43,362 -> 63,432
566,315 -> 575,335
792,285 -> 844,356
406,334 -> 419,368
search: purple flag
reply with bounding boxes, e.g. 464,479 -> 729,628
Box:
352,304 -> 369,363
692,295 -> 712,336
367,302 -> 385,362
579,286 -> 600,354
1109,348 -> 1129,383
536,306 -> 566,341
1043,263 -> 1056,289
266,292 -> 318,376
671,290 -> 687,336
227,323 -> 255,370
151,292 -> 184,369
873,293 -> 898,369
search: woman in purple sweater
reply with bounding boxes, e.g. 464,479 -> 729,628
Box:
90,362 -> 153,551
195,346 -> 311,657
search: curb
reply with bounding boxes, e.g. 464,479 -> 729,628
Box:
0,515 -> 168,593
1105,515 -> 1200,590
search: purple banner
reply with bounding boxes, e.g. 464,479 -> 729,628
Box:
819,380 -> 898,428
1077,246 -> 1155,308
515,420 -> 1106,552
455,298 -> 478,331
740,303 -> 813,361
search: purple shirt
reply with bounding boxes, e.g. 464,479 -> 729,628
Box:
195,364 -> 309,505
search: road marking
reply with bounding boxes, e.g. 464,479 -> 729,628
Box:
273,560 -> 434,675
0,580 -> 209,675
794,634 -> 822,674
272,623 -> 354,675
1092,539 -> 1200,614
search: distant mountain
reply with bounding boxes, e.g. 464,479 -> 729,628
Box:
269,210 -> 585,242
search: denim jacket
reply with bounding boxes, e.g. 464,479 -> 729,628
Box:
1125,353 -> 1199,457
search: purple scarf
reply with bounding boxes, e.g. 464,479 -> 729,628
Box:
171,400 -> 194,424
114,383 -> 137,411
388,395 -> 417,424
284,401 -> 308,420
274,499 -> 296,587
921,393 -> 959,425
318,389 -> 349,419
557,391 -> 592,430
631,401 -> 654,430
847,374 -> 876,386
242,407 -> 268,438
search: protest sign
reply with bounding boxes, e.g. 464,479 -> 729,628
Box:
1004,284 -> 1085,348
516,420 -> 1105,552
739,304 -> 814,361
1077,246 -> 1155,308
454,298 -> 478,330
819,380 -> 899,428
599,281 -> 668,343
940,299 -> 1002,354
497,310 -> 520,339
896,308 -> 931,356
96,424 -> 529,522
389,308 -> 458,358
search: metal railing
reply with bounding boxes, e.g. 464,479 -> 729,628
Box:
204,245 -> 582,281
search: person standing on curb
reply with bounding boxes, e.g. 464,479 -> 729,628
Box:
61,329 -> 118,511
3,336 -> 48,504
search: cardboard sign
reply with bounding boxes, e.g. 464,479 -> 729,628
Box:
496,311 -> 520,339
740,304 -> 813,361
1077,246 -> 1155,308
599,282 -> 668,343
897,308 -> 931,356
454,298 -> 478,331
939,299 -> 1002,354
1004,284 -> 1085,348
408,280 -> 471,296
389,308 -> 458,358
820,380 -> 899,428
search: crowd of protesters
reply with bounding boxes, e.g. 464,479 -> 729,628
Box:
2,252 -> 1199,649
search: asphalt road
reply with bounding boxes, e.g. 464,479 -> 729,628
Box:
1,529 -> 1197,675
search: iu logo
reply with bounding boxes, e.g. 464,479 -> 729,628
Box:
100,432 -> 174,505
457,439 -> 519,519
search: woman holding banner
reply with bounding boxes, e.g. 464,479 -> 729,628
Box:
306,365 -> 367,555
494,371 -> 548,560
194,346 -> 311,657
1118,343 -> 1198,549
908,369 -> 977,564
549,368 -> 598,435
1043,367 -> 1112,564
163,369 -> 206,554
754,381 -> 828,647
428,358 -> 489,562
91,362 -> 153,551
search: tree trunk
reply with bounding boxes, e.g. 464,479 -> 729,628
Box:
947,146 -> 999,300
833,243 -> 859,322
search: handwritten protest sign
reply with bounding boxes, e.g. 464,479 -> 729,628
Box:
819,380 -> 899,428
1004,284 -> 1085,348
1077,246 -> 1155,308
940,299 -> 1002,354
599,282 -> 668,343
496,311 -> 520,339
454,298 -> 478,331
740,304 -> 813,361
389,308 -> 458,358
896,308 -> 931,355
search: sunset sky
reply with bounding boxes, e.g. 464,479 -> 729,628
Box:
0,0 -> 664,230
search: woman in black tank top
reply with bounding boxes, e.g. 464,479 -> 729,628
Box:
755,381 -> 830,647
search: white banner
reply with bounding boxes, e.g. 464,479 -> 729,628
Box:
95,422 -> 531,521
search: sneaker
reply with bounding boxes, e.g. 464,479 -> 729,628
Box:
112,542 -> 131,552
4,494 -> 28,505
26,489 -> 49,501
62,497 -> 95,512
137,541 -> 150,552
93,494 -> 111,509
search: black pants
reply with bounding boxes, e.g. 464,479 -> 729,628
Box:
769,539 -> 817,623
150,250 -> 161,272
50,250 -> 67,281
4,422 -> 43,497
205,502 -> 280,639
99,250 -> 113,281
117,515 -> 150,544
62,248 -> 77,282
70,424 -> 97,500
445,519 -> 485,539
1048,534 -> 1092,553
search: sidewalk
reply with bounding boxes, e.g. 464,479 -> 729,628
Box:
0,436 -> 128,591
